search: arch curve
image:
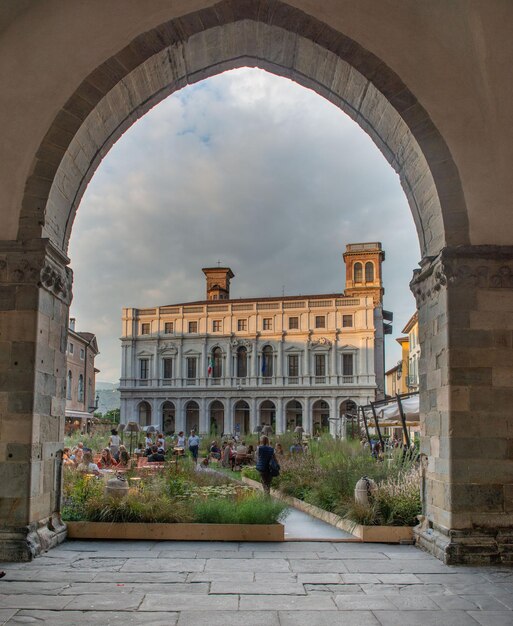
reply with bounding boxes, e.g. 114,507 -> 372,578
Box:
20,0 -> 467,259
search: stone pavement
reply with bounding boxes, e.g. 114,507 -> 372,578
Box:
1,540 -> 513,625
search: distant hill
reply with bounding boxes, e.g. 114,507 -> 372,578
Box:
96,381 -> 118,391
96,383 -> 120,414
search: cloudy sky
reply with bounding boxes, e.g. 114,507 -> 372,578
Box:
68,68 -> 420,383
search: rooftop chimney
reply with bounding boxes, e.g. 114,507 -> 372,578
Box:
69,317 -> 76,331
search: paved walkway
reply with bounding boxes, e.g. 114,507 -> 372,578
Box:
1,540 -> 512,625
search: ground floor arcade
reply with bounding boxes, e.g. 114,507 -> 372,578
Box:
120,394 -> 361,437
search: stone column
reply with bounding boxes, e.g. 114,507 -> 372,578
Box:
175,398 -> 184,433
250,397 -> 258,433
275,397 -> 284,434
411,246 -> 513,565
0,239 -> 72,561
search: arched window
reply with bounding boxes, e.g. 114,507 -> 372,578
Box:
78,374 -> 84,403
261,345 -> 273,377
66,371 -> 72,400
365,261 -> 374,282
354,262 -> 363,283
237,346 -> 247,378
212,347 -> 222,378
138,401 -> 151,427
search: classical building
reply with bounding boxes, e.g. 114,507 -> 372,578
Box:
65,319 -> 99,433
119,243 -> 387,436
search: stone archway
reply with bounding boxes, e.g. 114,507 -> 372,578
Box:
1,1 -> 512,564
161,401 -> 175,435
209,400 -> 224,435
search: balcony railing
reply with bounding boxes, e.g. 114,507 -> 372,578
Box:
120,373 -> 368,389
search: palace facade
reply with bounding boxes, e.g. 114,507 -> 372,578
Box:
119,243 -> 388,436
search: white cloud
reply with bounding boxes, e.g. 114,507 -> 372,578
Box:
68,68 -> 419,382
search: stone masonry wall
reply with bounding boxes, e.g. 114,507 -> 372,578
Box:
0,238 -> 71,560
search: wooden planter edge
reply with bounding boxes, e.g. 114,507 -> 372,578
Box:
65,521 -> 284,542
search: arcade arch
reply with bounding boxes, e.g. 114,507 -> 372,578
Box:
0,0 -> 511,565
209,400 -> 224,435
185,401 -> 200,435
161,401 -> 175,435
234,400 -> 250,436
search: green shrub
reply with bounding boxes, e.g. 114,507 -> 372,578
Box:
192,493 -> 286,524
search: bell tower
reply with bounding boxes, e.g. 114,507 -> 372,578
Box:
202,267 -> 234,300
343,242 -> 385,306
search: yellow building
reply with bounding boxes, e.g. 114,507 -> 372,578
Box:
385,312 -> 419,397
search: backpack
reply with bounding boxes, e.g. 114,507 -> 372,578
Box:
269,456 -> 280,477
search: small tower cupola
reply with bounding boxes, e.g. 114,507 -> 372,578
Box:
343,242 -> 385,305
202,267 -> 234,301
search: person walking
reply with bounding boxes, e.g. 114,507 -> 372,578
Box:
256,435 -> 277,495
188,429 -> 200,465
108,429 -> 121,459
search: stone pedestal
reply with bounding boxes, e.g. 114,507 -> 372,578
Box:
0,239 -> 72,561
412,245 -> 513,564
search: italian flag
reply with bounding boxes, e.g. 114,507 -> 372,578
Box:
207,356 -> 214,377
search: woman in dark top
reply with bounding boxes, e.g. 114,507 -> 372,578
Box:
256,435 -> 276,494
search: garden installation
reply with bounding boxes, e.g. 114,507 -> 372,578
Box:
62,428 -> 420,543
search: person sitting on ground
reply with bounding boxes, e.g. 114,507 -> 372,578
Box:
77,451 -> 101,476
117,448 -> 131,468
156,432 -> 166,450
71,446 -> 84,466
62,447 -> 74,467
134,441 -> 146,457
147,445 -> 166,463
235,440 -> 249,468
209,441 -> 221,460
98,447 -> 118,469
246,444 -> 255,463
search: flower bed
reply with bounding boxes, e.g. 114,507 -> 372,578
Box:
62,459 -> 286,541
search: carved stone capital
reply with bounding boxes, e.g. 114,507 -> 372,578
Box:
0,238 -> 72,305
410,245 -> 513,305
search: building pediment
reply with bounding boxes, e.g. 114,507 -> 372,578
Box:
339,344 -> 358,351
183,348 -> 201,356
136,350 -> 153,357
158,343 -> 177,355
231,339 -> 253,352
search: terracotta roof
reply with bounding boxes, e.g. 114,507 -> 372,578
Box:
162,293 -> 351,308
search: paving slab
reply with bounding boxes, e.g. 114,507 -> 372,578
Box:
0,595 -> 73,610
431,595 -> 512,611
121,558 -> 206,572
333,594 -> 396,610
139,593 -> 238,611
239,594 -> 337,610
374,610 -> 480,625
93,571 -> 187,583
288,558 -> 349,573
467,611 -> 513,626
280,611 -> 380,625
59,581 -> 210,595
187,571 -> 254,582
63,593 -> 145,611
210,581 -> 305,595
177,611 -> 280,626
5,611 -> 179,625
0,610 -> 17,625
205,557 -> 290,572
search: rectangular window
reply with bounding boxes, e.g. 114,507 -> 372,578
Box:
80,348 -> 85,360
163,358 -> 173,379
237,319 -> 247,331
342,315 -> 353,328
68,342 -> 74,355
288,354 -> 299,377
212,320 -> 222,332
288,316 -> 299,330
164,322 -> 173,334
263,318 -> 272,330
315,354 -> 326,376
186,357 -> 197,379
141,323 -> 150,335
140,359 -> 149,379
315,315 -> 326,329
188,321 -> 198,333
342,353 -> 354,376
